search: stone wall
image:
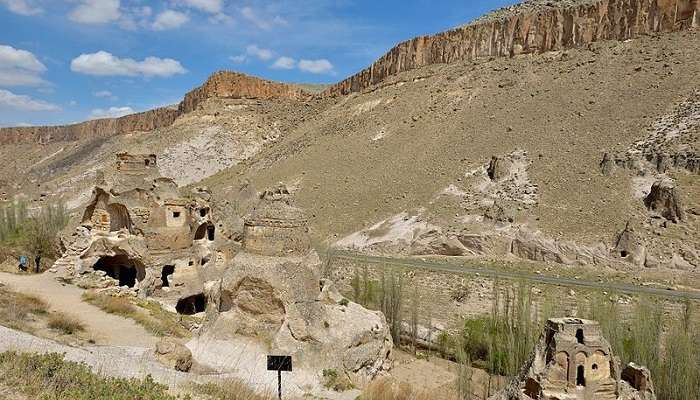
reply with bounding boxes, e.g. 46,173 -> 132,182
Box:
323,0 -> 700,96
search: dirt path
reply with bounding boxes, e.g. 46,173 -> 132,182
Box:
0,272 -> 157,348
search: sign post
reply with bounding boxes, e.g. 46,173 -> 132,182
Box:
267,355 -> 292,400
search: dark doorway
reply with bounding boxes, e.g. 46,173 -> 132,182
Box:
93,255 -> 144,288
161,265 -> 175,287
207,225 -> 215,241
576,329 -> 585,344
176,293 -> 207,315
577,365 -> 586,386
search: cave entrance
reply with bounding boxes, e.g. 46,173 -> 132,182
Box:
176,293 -> 207,315
577,365 -> 586,386
161,265 -> 175,288
93,255 -> 145,288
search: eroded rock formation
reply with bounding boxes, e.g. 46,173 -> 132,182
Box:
489,318 -> 656,400
603,90 -> 700,176
324,0 -> 700,96
644,179 -> 685,222
196,185 -> 393,388
54,152 -> 219,310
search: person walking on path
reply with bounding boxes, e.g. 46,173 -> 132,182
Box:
34,251 -> 41,273
18,255 -> 27,272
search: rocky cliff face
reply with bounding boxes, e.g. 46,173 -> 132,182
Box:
0,71 -> 310,145
178,71 -> 311,114
324,0 -> 700,96
0,107 -> 180,145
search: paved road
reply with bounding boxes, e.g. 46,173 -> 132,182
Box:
330,251 -> 700,300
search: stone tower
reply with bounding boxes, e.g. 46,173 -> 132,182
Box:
242,185 -> 310,257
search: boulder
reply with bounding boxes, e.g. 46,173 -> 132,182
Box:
487,156 -> 512,181
154,337 -> 192,372
644,179 -> 685,223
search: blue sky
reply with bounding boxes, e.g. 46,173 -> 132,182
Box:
0,0 -> 518,127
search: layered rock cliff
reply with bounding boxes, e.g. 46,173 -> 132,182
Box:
324,0 -> 700,96
0,72 -> 310,145
178,71 -> 311,113
0,107 -> 180,145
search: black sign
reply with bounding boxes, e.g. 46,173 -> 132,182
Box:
267,355 -> 292,372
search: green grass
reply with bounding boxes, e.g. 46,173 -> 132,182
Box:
0,352 -> 185,400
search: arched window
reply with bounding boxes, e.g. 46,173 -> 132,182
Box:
577,365 -> 586,386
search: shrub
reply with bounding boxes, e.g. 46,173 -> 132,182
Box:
48,312 -> 85,335
321,369 -> 354,391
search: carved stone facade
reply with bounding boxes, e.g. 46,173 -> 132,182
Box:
55,153 -> 219,312
490,318 -> 656,400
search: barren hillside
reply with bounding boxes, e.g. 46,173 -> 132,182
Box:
1,0 -> 698,282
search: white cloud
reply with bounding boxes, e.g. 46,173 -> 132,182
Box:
0,89 -> 60,111
0,44 -> 45,72
230,45 -> 275,64
298,58 -> 333,74
93,90 -> 115,99
246,45 -> 273,61
89,106 -> 134,119
240,6 -> 286,30
208,12 -> 233,24
0,0 -> 42,16
0,44 -> 48,87
271,56 -> 295,70
71,51 -> 186,78
69,0 -> 121,24
180,0 -> 222,13
152,9 -> 189,31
